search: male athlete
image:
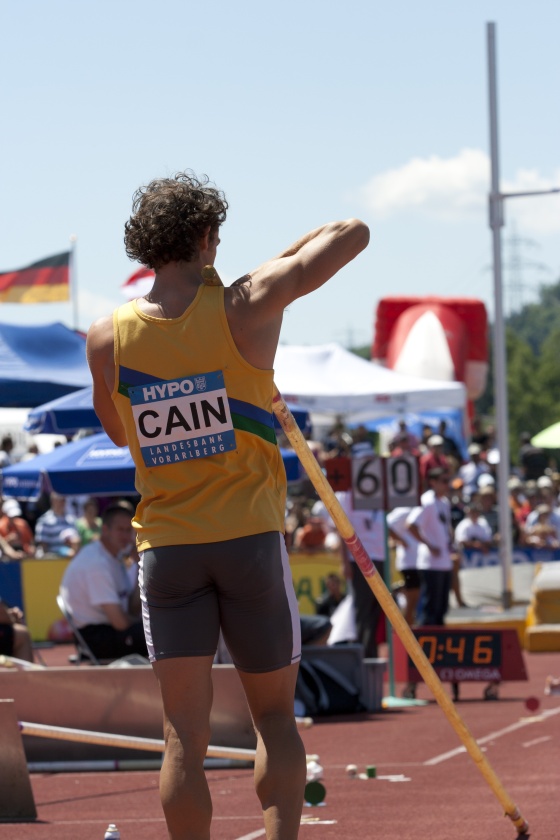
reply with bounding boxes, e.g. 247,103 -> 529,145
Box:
87,171 -> 369,840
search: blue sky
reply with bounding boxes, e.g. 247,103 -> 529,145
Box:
1,0 -> 558,348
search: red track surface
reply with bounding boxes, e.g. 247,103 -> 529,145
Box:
5,646 -> 560,840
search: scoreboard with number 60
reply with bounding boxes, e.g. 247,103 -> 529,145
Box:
350,453 -> 421,512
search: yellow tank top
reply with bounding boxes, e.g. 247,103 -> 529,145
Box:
112,285 -> 286,550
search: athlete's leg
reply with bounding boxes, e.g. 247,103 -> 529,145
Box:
152,655 -> 215,840
404,586 -> 421,625
238,662 -> 306,840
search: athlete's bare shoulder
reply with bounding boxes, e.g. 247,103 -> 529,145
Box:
87,313 -> 114,355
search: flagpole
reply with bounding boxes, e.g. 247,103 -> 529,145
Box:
69,235 -> 78,330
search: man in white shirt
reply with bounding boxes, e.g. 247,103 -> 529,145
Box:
406,468 -> 454,626
386,506 -> 420,626
454,503 -> 493,552
35,492 -> 79,558
60,502 -> 146,660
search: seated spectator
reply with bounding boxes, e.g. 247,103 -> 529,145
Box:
536,475 -> 559,508
315,573 -> 345,617
309,499 -> 341,552
0,598 -> 33,662
59,503 -> 147,661
473,485 -> 499,539
524,504 -> 560,549
76,497 -> 102,546
294,512 -> 327,552
0,499 -> 35,558
35,492 -> 79,557
524,478 -> 560,535
454,503 -> 494,552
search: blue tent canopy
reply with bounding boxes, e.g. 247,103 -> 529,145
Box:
0,322 -> 90,407
25,386 -> 101,435
26,385 -> 311,437
2,433 -> 136,499
2,433 -> 302,499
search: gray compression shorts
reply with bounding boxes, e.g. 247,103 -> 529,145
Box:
138,531 -> 301,673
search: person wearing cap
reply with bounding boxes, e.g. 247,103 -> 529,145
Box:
406,467 -> 455,626
473,484 -> 500,539
524,477 -> 560,540
454,503 -> 493,553
419,435 -> 450,491
458,443 -> 490,498
524,504 -> 560,549
0,499 -> 35,559
293,511 -> 327,552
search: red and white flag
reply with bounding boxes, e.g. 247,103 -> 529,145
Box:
121,266 -> 155,300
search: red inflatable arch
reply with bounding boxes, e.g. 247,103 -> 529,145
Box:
372,297 -> 488,407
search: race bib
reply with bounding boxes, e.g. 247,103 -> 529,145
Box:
129,370 -> 237,468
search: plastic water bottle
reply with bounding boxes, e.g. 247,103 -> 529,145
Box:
104,825 -> 120,840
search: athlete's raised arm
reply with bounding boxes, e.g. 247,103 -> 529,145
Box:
225,219 -> 369,368
239,218 -> 369,313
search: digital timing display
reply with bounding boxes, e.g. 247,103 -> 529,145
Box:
407,628 -> 504,682
416,630 -> 502,668
401,627 -> 527,684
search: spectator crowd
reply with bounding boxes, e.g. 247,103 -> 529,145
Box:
0,418 -> 558,670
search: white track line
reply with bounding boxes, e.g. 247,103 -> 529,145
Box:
522,735 -> 552,748
234,830 -> 266,840
424,706 -> 560,766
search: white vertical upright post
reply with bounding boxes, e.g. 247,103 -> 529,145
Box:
486,21 -> 513,609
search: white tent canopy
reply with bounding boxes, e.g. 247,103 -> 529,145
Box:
273,343 -> 466,421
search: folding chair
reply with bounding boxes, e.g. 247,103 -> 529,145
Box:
56,593 -> 101,666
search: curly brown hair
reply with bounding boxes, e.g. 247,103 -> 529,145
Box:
124,171 -> 228,269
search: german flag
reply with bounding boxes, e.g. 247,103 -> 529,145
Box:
0,251 -> 70,303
